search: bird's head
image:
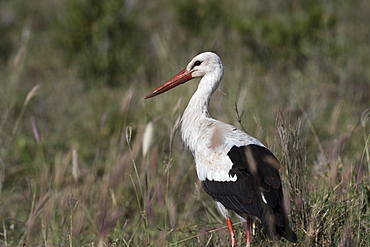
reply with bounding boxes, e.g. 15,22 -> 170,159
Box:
186,52 -> 223,78
145,52 -> 223,99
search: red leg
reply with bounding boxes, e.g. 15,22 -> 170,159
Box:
226,218 -> 237,247
246,216 -> 251,247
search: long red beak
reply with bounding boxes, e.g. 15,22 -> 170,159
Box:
145,69 -> 193,99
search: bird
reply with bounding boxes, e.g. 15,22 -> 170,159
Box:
145,52 -> 297,246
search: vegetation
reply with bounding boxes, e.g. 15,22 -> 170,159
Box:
0,0 -> 369,246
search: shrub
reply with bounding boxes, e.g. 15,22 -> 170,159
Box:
233,2 -> 339,68
54,0 -> 145,87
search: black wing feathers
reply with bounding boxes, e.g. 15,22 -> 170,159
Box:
228,144 -> 281,190
201,144 -> 297,243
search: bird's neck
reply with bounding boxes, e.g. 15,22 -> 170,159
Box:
180,72 -> 222,152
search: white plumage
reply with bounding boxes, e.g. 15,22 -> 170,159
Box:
180,53 -> 263,182
145,52 -> 297,246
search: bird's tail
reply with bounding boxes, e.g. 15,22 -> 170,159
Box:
282,222 -> 297,243
262,211 -> 297,243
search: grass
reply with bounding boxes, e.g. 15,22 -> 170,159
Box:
0,0 -> 369,246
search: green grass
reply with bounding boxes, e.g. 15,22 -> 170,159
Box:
0,0 -> 369,246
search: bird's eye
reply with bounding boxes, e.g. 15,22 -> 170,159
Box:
191,60 -> 202,70
194,60 -> 202,67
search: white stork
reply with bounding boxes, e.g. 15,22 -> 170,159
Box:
145,52 -> 297,246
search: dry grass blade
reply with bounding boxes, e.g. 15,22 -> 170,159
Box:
108,154 -> 128,189
13,26 -> 30,70
142,121 -> 154,158
72,149 -> 79,183
30,116 -> 41,145
298,102 -> 326,162
24,85 -> 40,107
11,85 -> 40,137
360,108 -> 370,128
121,88 -> 134,114
26,192 -> 52,243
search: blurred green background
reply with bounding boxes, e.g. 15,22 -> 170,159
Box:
0,0 -> 369,246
